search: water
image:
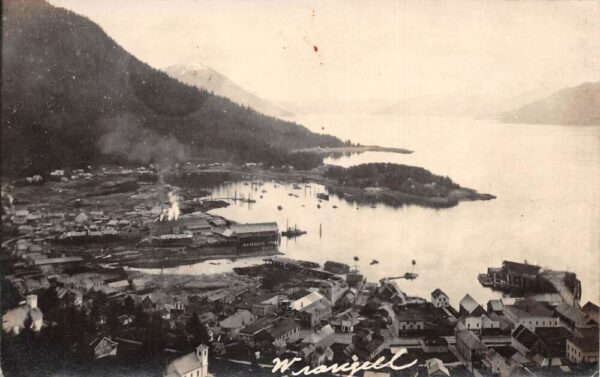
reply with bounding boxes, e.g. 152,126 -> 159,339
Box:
152,115 -> 600,307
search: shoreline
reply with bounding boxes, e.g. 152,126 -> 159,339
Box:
294,145 -> 413,155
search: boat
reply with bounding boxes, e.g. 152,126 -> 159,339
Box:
292,184 -> 302,190
277,205 -> 283,211
209,262 -> 221,265
281,227 -> 307,238
370,259 -> 379,265
404,272 -> 418,280
317,193 -> 329,201
333,205 -> 338,209
317,204 -> 321,209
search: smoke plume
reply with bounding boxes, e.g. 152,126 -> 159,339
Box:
98,114 -> 188,165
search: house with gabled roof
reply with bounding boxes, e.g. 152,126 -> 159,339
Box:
431,289 -> 450,308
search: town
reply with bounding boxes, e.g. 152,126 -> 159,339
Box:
1,164 -> 598,377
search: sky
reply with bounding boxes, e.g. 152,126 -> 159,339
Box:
49,0 -> 600,110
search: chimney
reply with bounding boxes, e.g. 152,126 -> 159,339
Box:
26,295 -> 38,309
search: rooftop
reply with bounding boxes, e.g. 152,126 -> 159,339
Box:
513,325 -> 538,349
230,222 -> 278,234
263,318 -> 299,339
502,261 -> 541,275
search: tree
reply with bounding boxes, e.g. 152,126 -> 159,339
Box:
186,312 -> 210,346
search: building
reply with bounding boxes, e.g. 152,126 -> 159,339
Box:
459,294 -> 486,316
219,310 -> 255,339
330,309 -> 360,333
580,301 -> 599,325
164,345 -> 210,377
227,222 -> 280,248
88,336 -> 118,359
503,299 -> 559,330
239,317 -> 277,342
565,328 -> 599,364
426,358 -> 450,377
431,289 -> 450,308
148,216 -> 211,236
302,324 -> 336,351
511,325 -> 538,356
299,301 -> 332,328
251,303 -> 277,317
487,299 -> 504,315
2,295 -> 43,335
323,261 -> 350,274
347,329 -> 385,361
319,279 -> 348,305
456,313 -> 500,335
420,337 -> 449,353
256,318 -> 300,346
289,291 -> 329,312
531,327 -> 572,358
456,330 -> 486,363
483,348 -> 507,374
554,302 -> 591,330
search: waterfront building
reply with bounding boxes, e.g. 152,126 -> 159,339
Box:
431,289 -> 450,308
227,222 -> 280,248
164,345 -> 210,377
323,261 -> 350,274
148,216 -> 211,236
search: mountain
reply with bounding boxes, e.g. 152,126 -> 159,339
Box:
165,64 -> 293,118
1,0 -> 341,176
374,86 -> 558,118
499,82 -> 600,126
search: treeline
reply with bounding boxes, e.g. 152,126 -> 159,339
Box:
1,0 -> 342,177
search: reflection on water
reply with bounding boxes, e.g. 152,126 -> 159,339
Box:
153,116 -> 600,307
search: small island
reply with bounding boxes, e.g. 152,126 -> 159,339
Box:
321,163 -> 495,208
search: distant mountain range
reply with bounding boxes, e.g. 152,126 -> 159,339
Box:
499,81 -> 600,126
165,64 -> 293,118
1,0 -> 341,176
375,82 -> 600,126
374,86 -> 557,118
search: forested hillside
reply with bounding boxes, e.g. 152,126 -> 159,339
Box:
1,0 -> 342,176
